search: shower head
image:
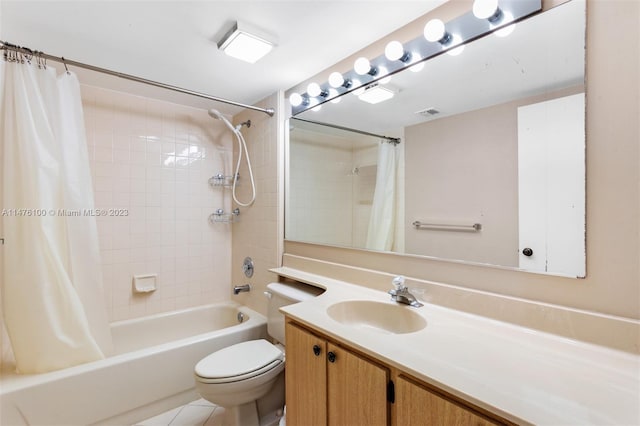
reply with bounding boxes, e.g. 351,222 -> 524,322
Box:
208,109 -> 224,120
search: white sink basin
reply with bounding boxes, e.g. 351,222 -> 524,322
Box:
326,300 -> 427,335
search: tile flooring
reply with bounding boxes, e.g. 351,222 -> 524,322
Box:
135,399 -> 225,426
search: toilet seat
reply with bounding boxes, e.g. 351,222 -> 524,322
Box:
195,339 -> 284,384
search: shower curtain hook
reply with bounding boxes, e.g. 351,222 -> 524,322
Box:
61,56 -> 70,74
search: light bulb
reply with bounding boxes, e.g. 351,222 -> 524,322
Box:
385,41 -> 405,61
424,19 -> 446,43
289,92 -> 303,107
328,89 -> 342,104
473,0 -> 499,20
447,34 -> 465,56
354,57 -> 372,75
494,11 -> 516,37
328,72 -> 344,88
307,82 -> 322,97
378,66 -> 391,84
311,104 -> 322,112
409,61 -> 424,73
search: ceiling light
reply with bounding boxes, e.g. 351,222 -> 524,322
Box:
358,84 -> 394,104
218,22 -> 274,64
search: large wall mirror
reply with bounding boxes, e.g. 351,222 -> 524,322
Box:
286,0 -> 586,277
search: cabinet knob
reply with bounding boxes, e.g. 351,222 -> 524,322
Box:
522,247 -> 533,257
327,351 -> 337,363
313,345 -> 321,356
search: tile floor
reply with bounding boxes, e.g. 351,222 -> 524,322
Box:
135,398 -> 225,426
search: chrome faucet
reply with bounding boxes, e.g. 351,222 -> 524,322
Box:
233,284 -> 251,295
388,276 -> 423,308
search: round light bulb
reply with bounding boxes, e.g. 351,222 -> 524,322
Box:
385,41 -> 405,61
378,66 -> 392,84
473,0 -> 499,20
328,89 -> 342,104
354,57 -> 372,75
424,19 -> 446,43
289,92 -> 303,107
307,82 -> 322,97
311,104 -> 322,112
328,72 -> 344,88
409,61 -> 425,73
494,11 -> 516,37
447,34 -> 465,56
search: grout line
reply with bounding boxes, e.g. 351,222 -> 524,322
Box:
166,405 -> 184,426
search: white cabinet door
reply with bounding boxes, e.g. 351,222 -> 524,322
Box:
518,93 -> 585,276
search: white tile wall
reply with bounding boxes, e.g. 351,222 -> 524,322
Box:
81,85 -> 234,321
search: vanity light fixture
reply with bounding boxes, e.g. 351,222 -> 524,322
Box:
354,57 -> 377,76
358,84 -> 395,104
385,41 -> 412,63
288,0 -> 541,115
289,92 -> 307,107
494,11 -> 516,37
218,21 -> 274,64
473,0 -> 503,22
424,19 -> 452,45
307,82 -> 327,98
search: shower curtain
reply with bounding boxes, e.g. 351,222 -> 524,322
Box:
366,141 -> 397,251
0,59 -> 112,373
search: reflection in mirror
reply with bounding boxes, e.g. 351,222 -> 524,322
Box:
286,0 -> 586,277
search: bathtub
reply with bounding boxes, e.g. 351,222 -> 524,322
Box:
0,302 -> 268,426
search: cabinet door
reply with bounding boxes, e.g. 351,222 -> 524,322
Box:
285,322 -> 327,426
395,376 -> 499,426
327,342 -> 389,426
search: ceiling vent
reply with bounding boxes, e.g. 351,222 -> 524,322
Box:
415,107 -> 440,117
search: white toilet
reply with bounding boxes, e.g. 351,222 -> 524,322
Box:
194,282 -> 322,426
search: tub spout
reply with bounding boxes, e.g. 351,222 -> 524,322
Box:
233,284 -> 251,295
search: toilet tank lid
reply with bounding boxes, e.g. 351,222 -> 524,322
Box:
267,282 -> 324,302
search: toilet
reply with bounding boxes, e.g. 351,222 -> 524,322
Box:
194,282 -> 322,426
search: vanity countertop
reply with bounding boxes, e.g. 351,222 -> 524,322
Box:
273,266 -> 640,425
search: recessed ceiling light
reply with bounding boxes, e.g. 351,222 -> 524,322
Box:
358,84 -> 395,104
218,22 -> 274,64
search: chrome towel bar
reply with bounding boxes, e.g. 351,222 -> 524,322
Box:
412,221 -> 482,232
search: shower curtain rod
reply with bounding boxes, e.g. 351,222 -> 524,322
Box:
0,40 -> 275,117
292,117 -> 400,145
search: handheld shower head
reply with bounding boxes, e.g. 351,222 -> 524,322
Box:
208,109 -> 224,120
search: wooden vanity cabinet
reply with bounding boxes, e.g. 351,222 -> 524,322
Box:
394,375 -> 504,426
285,320 -> 389,426
285,318 -> 512,426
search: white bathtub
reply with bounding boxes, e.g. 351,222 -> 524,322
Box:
0,302 -> 268,426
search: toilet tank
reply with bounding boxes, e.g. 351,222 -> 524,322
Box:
266,282 -> 323,344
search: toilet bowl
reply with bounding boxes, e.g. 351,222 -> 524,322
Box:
195,339 -> 284,425
194,282 -> 323,426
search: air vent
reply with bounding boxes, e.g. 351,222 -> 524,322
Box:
415,107 -> 440,117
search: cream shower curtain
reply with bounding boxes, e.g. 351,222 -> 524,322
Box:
366,141 -> 397,251
1,59 -> 112,373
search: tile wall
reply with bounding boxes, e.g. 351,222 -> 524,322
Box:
82,85 -> 234,322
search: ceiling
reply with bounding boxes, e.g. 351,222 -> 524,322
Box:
296,0 -> 585,136
0,1 -> 447,115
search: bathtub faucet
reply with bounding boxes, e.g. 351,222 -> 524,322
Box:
233,284 -> 251,295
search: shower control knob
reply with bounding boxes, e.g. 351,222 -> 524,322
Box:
313,345 -> 321,356
522,248 -> 533,257
327,351 -> 337,363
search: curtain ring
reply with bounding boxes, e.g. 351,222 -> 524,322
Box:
61,56 -> 70,74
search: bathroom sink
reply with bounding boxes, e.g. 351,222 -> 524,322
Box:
326,300 -> 427,335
